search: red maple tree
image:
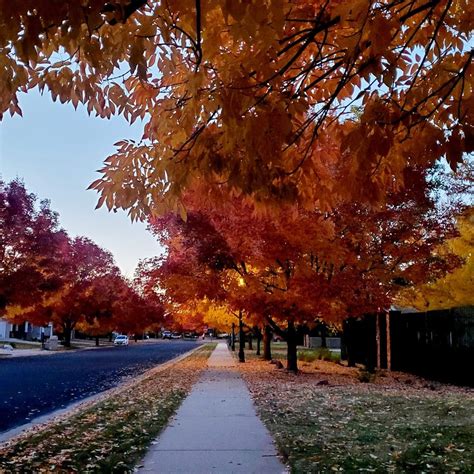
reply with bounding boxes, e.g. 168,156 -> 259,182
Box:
141,166 -> 459,371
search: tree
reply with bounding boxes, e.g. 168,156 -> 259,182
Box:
115,282 -> 165,337
0,180 -> 161,343
399,208 -> 474,310
0,179 -> 68,312
23,236 -> 121,346
75,273 -> 130,344
0,1 -> 472,217
141,165 -> 458,371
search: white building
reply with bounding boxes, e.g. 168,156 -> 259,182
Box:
0,319 -> 54,341
0,319 -> 12,340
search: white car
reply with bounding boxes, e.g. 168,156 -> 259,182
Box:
114,335 -> 129,346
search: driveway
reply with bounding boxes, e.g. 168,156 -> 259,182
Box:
0,341 -> 198,433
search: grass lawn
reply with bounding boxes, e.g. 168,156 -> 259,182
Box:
1,342 -> 41,350
0,344 -> 215,473
239,349 -> 474,473
243,341 -> 340,364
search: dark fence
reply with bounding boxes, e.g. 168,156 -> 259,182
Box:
342,307 -> 474,386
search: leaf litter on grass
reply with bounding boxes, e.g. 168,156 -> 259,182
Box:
239,355 -> 474,473
0,345 -> 215,473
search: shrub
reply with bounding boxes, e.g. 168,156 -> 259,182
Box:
357,369 -> 376,383
318,348 -> 333,361
298,351 -> 318,362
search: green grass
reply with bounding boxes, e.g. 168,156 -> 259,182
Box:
298,347 -> 341,363
0,344 -> 215,473
253,384 -> 473,473
242,341 -> 341,364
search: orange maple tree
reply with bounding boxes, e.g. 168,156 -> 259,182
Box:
0,0 -> 472,217
139,164 -> 458,371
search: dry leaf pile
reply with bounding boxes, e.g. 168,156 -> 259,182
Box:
0,345 -> 215,473
239,355 -> 474,473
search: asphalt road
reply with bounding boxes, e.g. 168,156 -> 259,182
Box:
0,341 -> 198,434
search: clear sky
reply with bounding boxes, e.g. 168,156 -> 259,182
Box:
0,90 -> 162,277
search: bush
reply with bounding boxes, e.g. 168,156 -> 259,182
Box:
318,348 -> 333,361
357,369 -> 376,383
298,351 -> 318,362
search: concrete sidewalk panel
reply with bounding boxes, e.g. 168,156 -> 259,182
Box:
139,343 -> 286,473
155,415 -> 276,451
140,449 -> 283,473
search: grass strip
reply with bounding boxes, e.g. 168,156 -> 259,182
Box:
240,356 -> 473,473
0,344 -> 216,473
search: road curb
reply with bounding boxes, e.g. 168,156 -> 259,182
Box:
0,343 -> 206,446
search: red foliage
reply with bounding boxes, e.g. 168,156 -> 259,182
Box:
139,166 -> 459,370
0,179 -> 68,311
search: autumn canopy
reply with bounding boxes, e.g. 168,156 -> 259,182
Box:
0,180 -> 164,345
0,0 -> 472,216
1,0 -> 473,369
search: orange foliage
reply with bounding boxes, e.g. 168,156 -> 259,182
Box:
0,1 -> 472,216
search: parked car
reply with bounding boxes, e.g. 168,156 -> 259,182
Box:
114,335 -> 129,346
162,331 -> 172,339
170,332 -> 182,339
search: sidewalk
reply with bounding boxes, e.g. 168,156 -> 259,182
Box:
139,343 -> 286,473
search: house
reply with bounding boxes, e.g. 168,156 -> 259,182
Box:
0,319 -> 12,340
0,319 -> 54,341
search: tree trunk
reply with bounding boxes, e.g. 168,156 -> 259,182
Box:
263,325 -> 272,360
231,322 -> 236,351
256,328 -> 262,356
286,320 -> 298,373
248,332 -> 253,350
344,318 -> 356,367
238,312 -> 245,363
386,311 -> 391,371
376,313 -> 381,369
95,336 -> 100,347
108,333 -> 113,342
63,320 -> 73,348
321,324 -> 327,348
365,315 -> 376,373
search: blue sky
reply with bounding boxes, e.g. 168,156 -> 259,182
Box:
0,90 -> 161,277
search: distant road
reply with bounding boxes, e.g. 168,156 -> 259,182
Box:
0,341 -> 198,434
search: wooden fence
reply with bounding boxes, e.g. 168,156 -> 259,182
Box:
341,307 -> 474,386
